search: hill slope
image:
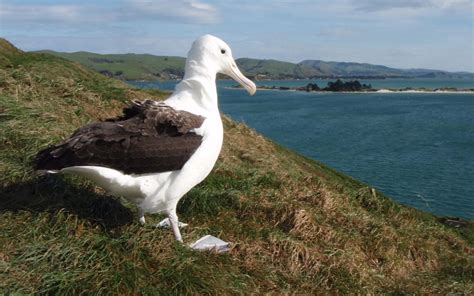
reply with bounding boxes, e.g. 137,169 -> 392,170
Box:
36,49 -> 474,80
299,60 -> 404,77
233,58 -> 322,79
2,38 -> 473,294
298,60 -> 474,79
36,50 -> 186,80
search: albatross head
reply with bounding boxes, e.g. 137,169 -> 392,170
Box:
187,34 -> 256,95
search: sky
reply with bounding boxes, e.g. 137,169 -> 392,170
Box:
1,0 -> 473,72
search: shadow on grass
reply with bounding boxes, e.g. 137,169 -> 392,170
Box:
0,175 -> 134,229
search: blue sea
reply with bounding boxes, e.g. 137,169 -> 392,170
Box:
129,79 -> 474,219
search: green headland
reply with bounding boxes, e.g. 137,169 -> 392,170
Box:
37,49 -> 474,81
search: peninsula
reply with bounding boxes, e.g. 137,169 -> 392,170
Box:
231,79 -> 474,93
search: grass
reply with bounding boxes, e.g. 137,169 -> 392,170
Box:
1,38 -> 473,294
35,50 -> 186,81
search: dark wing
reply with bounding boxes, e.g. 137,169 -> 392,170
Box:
34,100 -> 206,174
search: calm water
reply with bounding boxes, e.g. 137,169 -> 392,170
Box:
129,79 -> 474,219
131,78 -> 474,90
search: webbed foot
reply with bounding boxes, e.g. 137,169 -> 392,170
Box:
155,218 -> 188,229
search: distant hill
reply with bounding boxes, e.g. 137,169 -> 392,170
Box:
299,60 -> 474,79
36,50 -> 186,80
298,60 -> 404,77
233,58 -> 321,79
36,50 -> 474,80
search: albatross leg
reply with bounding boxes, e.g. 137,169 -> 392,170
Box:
165,209 -> 230,251
155,218 -> 188,228
168,209 -> 183,242
138,208 -> 146,225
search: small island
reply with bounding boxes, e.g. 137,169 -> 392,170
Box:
231,79 -> 474,93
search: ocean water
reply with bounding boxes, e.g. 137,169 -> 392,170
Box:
131,78 -> 474,91
129,79 -> 474,219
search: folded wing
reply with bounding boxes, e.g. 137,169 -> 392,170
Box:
35,100 -> 206,174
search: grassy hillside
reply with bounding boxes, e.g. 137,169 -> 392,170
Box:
235,58 -> 321,79
36,50 -> 186,81
299,60 -> 405,77
298,60 -> 474,79
36,49 -> 474,81
1,38 -> 473,294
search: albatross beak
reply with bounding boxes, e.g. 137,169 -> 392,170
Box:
227,62 -> 256,95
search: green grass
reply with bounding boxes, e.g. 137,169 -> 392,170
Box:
235,58 -> 319,78
36,50 -> 186,81
1,38 -> 473,294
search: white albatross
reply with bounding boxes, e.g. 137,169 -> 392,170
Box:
34,35 -> 256,249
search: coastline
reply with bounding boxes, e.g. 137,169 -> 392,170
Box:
375,88 -> 474,94
226,86 -> 474,94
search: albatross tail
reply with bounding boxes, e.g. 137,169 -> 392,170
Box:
60,166 -> 142,197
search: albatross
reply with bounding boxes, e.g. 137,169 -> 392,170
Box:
34,35 -> 256,249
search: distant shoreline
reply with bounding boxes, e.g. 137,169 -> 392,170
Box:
374,89 -> 474,94
228,80 -> 474,93
226,87 -> 474,94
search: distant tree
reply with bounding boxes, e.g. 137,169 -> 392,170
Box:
324,79 -> 366,91
325,79 -> 344,91
347,80 -> 361,91
305,83 -> 320,91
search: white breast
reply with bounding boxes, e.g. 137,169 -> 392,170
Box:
138,114 -> 223,213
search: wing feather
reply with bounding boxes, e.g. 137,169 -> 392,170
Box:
35,100 -> 205,174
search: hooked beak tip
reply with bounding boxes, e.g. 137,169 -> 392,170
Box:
228,64 -> 257,96
247,83 -> 257,96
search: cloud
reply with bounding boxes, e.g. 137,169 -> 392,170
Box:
317,27 -> 357,38
353,0 -> 472,12
125,0 -> 219,24
0,4 -> 84,22
0,0 -> 219,24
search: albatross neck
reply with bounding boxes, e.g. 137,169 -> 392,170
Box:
173,60 -> 220,115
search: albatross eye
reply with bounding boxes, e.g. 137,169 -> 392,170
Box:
220,49 -> 226,54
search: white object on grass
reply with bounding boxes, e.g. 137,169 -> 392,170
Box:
189,235 -> 231,253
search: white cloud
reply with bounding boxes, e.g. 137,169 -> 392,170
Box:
0,4 -> 83,22
125,0 -> 219,24
317,27 -> 357,38
0,0 -> 219,24
353,0 -> 472,11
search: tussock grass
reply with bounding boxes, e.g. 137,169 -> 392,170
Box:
1,39 -> 473,294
